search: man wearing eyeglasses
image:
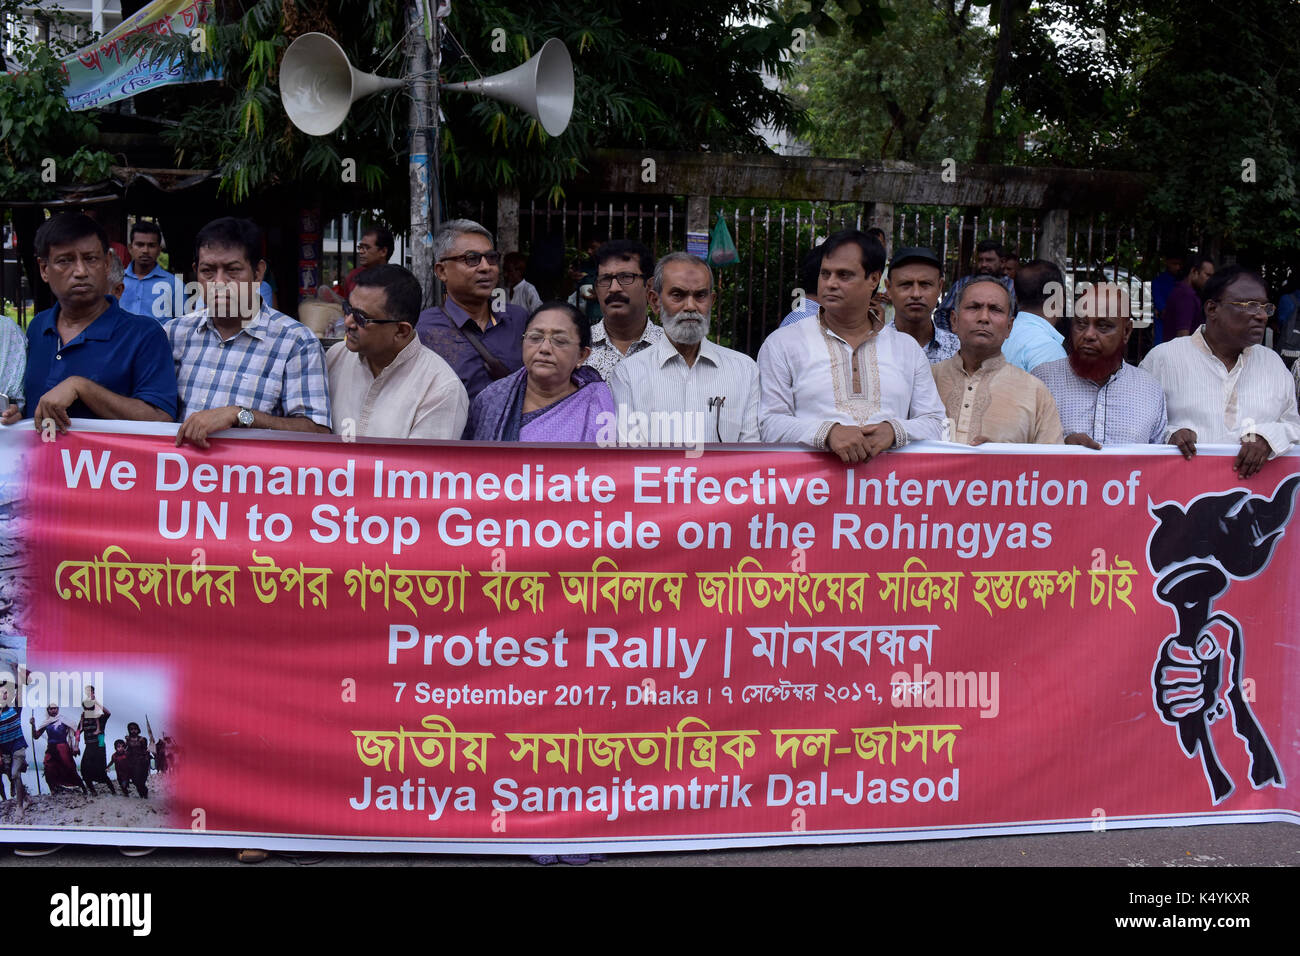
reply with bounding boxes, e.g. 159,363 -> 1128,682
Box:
340,226 -> 394,299
1141,266 -> 1300,478
2,213 -> 176,431
416,219 -> 528,403
326,264 -> 468,440
165,217 -> 331,449
583,240 -> 664,381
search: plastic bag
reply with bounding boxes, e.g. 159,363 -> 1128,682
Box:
708,211 -> 739,268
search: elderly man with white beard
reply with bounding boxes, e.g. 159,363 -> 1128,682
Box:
609,252 -> 760,445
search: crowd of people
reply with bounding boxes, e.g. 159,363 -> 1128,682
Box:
1,212 -> 1298,478
1,679 -> 173,823
2,212 -> 1298,865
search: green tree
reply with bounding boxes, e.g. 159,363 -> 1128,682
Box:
438,2 -> 813,201
150,1 -> 408,220
0,3 -> 115,200
790,0 -> 991,161
139,0 -> 890,209
1005,0 -> 1300,264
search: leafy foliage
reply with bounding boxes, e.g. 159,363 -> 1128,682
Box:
153,0 -> 408,221
140,1 -> 858,210
1005,0 -> 1300,264
789,0 -> 991,161
0,44 -> 115,199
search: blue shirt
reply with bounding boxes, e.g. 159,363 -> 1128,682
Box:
1151,270 -> 1179,314
416,297 -> 528,403
778,296 -> 821,328
1277,290 -> 1299,333
24,298 -> 178,420
120,264 -> 184,320
1003,311 -> 1067,373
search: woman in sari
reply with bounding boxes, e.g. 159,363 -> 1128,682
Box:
468,302 -> 614,441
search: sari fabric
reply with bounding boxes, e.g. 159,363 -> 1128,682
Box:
469,366 -> 614,442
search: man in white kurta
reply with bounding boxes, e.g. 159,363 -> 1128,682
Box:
1141,266 -> 1300,479
758,230 -> 945,461
327,264 -> 468,440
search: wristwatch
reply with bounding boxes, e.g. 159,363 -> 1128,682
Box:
236,407 -> 255,428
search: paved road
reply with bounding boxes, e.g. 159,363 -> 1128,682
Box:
7,821 -> 1297,866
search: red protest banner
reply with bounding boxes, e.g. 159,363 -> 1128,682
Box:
2,425 -> 1296,851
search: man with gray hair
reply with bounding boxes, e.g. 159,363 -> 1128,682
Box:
931,274 -> 1063,444
610,252 -> 759,444
416,219 -> 528,404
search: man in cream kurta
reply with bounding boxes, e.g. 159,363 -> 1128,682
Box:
327,264 -> 468,440
931,275 -> 1064,445
758,229 -> 945,462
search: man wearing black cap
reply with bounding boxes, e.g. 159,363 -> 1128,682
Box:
885,247 -> 958,364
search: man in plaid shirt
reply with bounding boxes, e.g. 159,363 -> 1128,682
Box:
166,217 -> 331,448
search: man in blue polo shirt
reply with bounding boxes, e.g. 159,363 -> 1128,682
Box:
120,220 -> 184,321
0,213 -> 176,431
416,219 -> 528,404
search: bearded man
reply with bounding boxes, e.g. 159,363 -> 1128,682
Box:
609,253 -> 759,444
1033,283 -> 1167,448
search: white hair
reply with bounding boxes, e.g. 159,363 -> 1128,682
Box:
652,252 -> 713,295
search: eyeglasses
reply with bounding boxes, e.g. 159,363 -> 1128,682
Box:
595,272 -> 645,289
439,251 -> 501,268
1225,300 -> 1276,317
523,330 -> 576,349
343,300 -> 402,328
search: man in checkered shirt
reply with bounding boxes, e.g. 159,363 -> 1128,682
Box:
166,217 -> 331,448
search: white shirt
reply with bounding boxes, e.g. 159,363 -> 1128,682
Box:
609,334 -> 760,443
1140,327 -> 1300,456
757,313 -> 946,448
326,337 -> 468,440
507,279 -> 542,314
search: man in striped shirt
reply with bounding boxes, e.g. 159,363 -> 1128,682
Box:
167,218 -> 331,448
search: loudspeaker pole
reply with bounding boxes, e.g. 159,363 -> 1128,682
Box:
406,0 -> 439,308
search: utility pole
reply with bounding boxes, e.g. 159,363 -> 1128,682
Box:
406,0 -> 441,307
